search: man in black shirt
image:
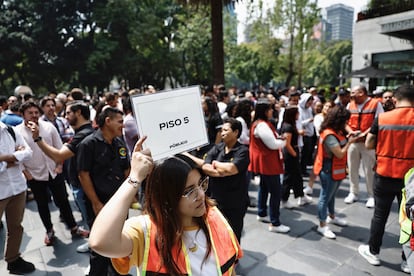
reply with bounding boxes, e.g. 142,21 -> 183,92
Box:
30,101 -> 94,251
77,107 -> 130,276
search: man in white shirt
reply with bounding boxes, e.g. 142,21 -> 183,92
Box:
0,121 -> 34,274
16,102 -> 89,247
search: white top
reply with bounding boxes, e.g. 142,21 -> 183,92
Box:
131,216 -> 218,275
236,116 -> 250,145
254,121 -> 286,150
313,113 -> 325,137
16,120 -> 63,181
0,122 -> 32,200
217,102 -> 227,116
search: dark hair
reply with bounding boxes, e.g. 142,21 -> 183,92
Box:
19,101 -> 42,114
253,100 -> 271,122
320,105 -> 350,134
105,92 -> 117,102
223,117 -> 242,138
218,91 -> 229,101
357,85 -> 368,95
144,156 -> 213,275
0,96 -> 7,105
96,107 -> 123,127
67,101 -> 90,120
23,93 -> 33,101
282,106 -> 298,127
203,96 -> 219,116
40,96 -> 56,108
9,102 -> 21,112
122,97 -> 132,113
394,84 -> 414,102
70,88 -> 84,100
234,99 -> 253,128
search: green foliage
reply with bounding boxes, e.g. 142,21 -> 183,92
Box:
226,2 -> 282,86
269,0 -> 320,87
303,40 -> 352,86
368,0 -> 405,9
174,5 -> 212,85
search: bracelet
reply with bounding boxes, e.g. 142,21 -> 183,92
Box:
127,176 -> 140,188
34,136 -> 42,142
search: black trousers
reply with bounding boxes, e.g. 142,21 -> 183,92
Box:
29,173 -> 76,232
282,150 -> 304,201
368,173 -> 403,254
85,199 -> 123,276
301,135 -> 315,173
219,205 -> 247,243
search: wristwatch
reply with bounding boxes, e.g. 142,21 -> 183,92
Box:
34,136 -> 42,142
127,176 -> 140,188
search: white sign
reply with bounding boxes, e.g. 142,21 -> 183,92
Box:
131,86 -> 208,161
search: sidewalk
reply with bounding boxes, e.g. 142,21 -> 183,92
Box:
0,175 -> 407,275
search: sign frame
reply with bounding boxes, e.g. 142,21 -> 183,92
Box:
130,86 -> 208,161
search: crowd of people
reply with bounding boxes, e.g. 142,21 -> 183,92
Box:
0,82 -> 413,275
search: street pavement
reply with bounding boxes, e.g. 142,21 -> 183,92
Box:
0,174 -> 408,276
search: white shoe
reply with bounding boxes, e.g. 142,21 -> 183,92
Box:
366,197 -> 375,208
256,215 -> 266,222
326,216 -> 348,227
358,244 -> 380,266
344,193 -> 358,204
298,195 -> 313,206
303,186 -> 313,195
76,241 -> 89,253
317,226 -> 336,239
401,260 -> 411,274
268,224 -> 290,233
84,264 -> 90,276
282,200 -> 295,209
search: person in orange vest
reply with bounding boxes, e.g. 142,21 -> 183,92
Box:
313,106 -> 358,239
344,85 -> 384,208
249,100 -> 290,233
358,84 -> 414,272
89,137 -> 243,276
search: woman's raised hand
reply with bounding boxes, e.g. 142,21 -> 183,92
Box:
130,136 -> 153,183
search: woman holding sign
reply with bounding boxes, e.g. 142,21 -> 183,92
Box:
89,137 -> 242,275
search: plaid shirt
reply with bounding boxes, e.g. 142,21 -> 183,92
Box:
41,114 -> 74,143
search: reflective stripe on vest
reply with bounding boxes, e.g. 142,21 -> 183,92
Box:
376,108 -> 414,178
347,98 -> 379,132
141,207 -> 240,275
313,129 -> 347,181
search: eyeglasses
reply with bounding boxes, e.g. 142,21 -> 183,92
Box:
182,177 -> 209,202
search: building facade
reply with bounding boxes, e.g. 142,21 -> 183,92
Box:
326,4 -> 354,41
351,4 -> 414,90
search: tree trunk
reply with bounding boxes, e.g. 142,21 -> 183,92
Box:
285,31 -> 295,87
210,0 -> 225,85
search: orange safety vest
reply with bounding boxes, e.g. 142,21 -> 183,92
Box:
313,129 -> 348,180
347,98 -> 380,132
376,107 -> 414,179
248,120 -> 284,175
136,206 -> 241,276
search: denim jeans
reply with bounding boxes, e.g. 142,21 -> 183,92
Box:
257,174 -> 281,226
318,161 -> 341,222
71,185 -> 89,226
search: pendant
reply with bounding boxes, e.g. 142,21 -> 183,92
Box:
189,242 -> 198,253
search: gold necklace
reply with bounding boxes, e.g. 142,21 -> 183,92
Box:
186,232 -> 198,253
188,242 -> 198,253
